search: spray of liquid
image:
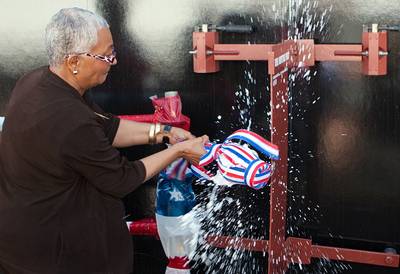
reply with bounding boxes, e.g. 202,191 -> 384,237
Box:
184,1 -> 349,273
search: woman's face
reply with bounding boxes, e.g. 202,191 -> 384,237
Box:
78,27 -> 117,89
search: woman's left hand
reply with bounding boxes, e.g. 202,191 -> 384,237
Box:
173,135 -> 209,165
164,127 -> 195,144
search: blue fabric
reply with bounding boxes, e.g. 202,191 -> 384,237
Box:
156,174 -> 195,217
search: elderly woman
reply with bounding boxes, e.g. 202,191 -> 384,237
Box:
0,7 -> 207,274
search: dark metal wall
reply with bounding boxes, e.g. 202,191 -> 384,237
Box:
287,0 -> 400,244
1,0 -> 399,273
286,1 -> 400,273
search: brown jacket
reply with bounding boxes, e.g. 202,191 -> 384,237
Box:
0,67 -> 145,274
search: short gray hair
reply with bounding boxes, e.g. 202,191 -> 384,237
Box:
45,7 -> 109,66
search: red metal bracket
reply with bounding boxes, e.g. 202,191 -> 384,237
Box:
192,31 -> 220,73
362,30 -> 388,75
192,25 -> 398,273
192,28 -> 388,75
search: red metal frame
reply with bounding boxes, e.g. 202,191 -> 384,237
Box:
191,27 -> 398,273
127,218 -> 158,238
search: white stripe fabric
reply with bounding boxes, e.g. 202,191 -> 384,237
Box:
191,129 -> 279,189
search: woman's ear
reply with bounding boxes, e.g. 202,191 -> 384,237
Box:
66,55 -> 80,75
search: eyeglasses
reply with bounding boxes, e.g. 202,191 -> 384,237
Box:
84,50 -> 117,64
66,50 -> 117,65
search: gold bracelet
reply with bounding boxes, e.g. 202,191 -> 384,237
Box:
155,123 -> 162,136
148,124 -> 156,144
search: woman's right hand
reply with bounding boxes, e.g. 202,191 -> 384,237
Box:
173,135 -> 209,165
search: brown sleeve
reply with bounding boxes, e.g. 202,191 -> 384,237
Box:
93,112 -> 120,144
61,119 -> 146,198
83,93 -> 120,144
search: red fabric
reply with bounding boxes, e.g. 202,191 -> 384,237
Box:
119,114 -> 190,131
168,256 -> 190,269
151,94 -> 182,123
118,93 -> 191,130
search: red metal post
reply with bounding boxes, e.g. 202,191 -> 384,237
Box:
268,41 -> 291,274
291,39 -> 315,68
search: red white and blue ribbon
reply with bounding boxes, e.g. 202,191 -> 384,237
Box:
191,129 -> 279,189
225,129 -> 279,160
162,158 -> 191,181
